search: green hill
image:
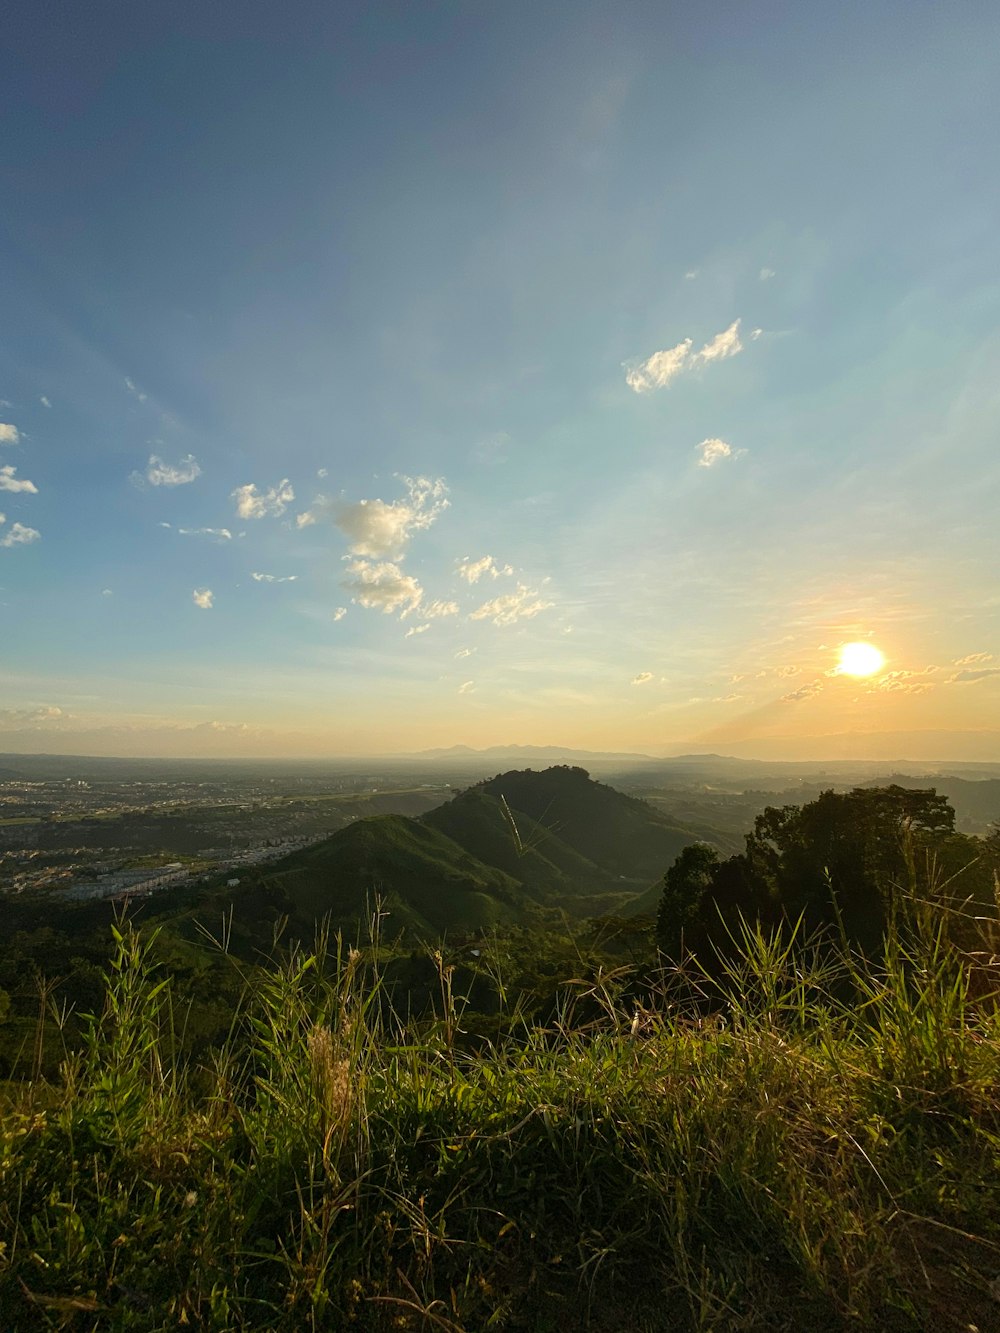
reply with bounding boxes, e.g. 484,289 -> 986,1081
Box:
248,768 -> 699,936
261,813 -> 534,936
421,787 -> 610,900
472,765 -> 697,884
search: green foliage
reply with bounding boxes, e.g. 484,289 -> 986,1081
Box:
656,785 -> 997,964
3,887 -> 1000,1331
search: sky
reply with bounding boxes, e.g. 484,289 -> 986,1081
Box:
2,0 -> 999,760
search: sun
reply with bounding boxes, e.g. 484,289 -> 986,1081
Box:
836,641 -> 885,677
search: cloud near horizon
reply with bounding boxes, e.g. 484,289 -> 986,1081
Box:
626,320 -> 743,393
252,571 -> 297,584
948,666 -> 1000,684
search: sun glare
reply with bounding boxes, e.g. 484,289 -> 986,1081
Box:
837,642 -> 885,677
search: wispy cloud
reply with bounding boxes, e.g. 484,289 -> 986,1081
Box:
696,320 -> 743,364
696,438 -> 745,468
458,680 -> 475,694
0,465 -> 38,494
124,376 -> 147,403
684,269 -> 699,280
0,705 -> 70,728
625,320 -> 743,393
251,571 -> 298,584
423,599 -> 459,618
40,396 -> 51,409
192,588 -> 214,610
954,652 -> 993,666
759,267 -> 775,281
948,666 -> 1000,684
178,527 -> 232,541
332,607 -> 347,622
625,338 -> 693,392
232,478 -> 294,519
146,454 -> 201,487
0,424 -> 20,445
0,516 -> 40,548
781,681 -> 823,703
343,559 -> 424,616
469,583 -> 553,626
631,672 -> 654,685
301,475 -> 448,557
404,623 -> 430,638
454,647 -> 474,659
456,554 -> 513,584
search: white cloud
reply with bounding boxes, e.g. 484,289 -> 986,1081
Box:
0,423 -> 20,444
423,599 -> 459,618
178,527 -> 232,541
317,467 -> 328,478
954,652 -> 993,666
125,376 -> 147,403
454,647 -> 474,659
332,606 -> 347,622
331,475 -> 448,557
0,516 -> 40,548
147,453 -> 201,487
469,583 -> 553,626
404,623 -> 430,638
343,559 -> 424,617
295,509 -> 317,528
192,588 -> 214,610
456,554 -> 513,584
696,438 -> 745,468
458,680 -> 475,694
252,571 -> 298,584
0,465 -> 38,494
684,269 -> 699,280
631,672 -> 654,685
625,338 -> 693,393
232,478 -> 294,519
750,327 -> 764,341
0,705 -> 70,729
759,267 -> 775,281
625,320 -> 743,393
694,319 -> 743,364
102,588 -> 113,596
40,396 -> 51,409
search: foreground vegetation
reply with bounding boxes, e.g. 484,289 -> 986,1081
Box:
3,875 -> 1000,1331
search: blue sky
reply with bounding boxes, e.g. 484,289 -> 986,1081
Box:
2,0 -> 999,757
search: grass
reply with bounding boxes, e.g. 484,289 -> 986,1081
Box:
2,900 -> 1000,1331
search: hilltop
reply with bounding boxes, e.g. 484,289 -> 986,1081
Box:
254,766 -> 704,936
